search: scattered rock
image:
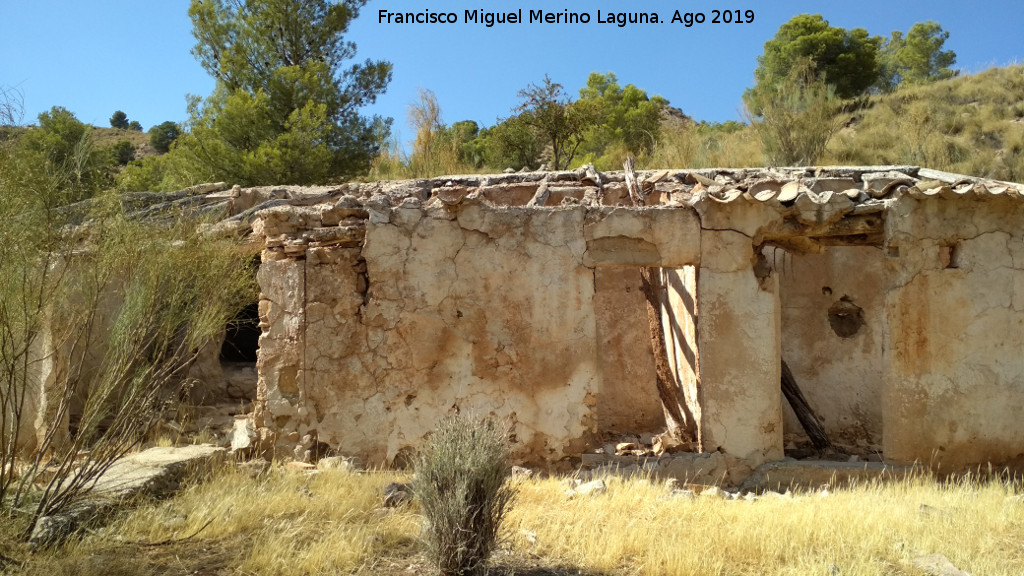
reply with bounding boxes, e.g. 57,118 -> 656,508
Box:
229,415 -> 258,455
615,442 -> 638,454
568,479 -> 607,498
317,456 -> 360,472
285,461 -> 316,472
384,482 -> 413,507
510,465 -> 534,479
237,459 -> 271,479
699,486 -> 726,499
911,553 -> 973,576
30,503 -> 102,550
29,445 -> 224,549
661,489 -> 696,501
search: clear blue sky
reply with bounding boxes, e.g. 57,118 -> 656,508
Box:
1,1 -> 1022,142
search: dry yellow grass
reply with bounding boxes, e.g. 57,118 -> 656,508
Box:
10,465 -> 1024,575
507,473 -> 1024,575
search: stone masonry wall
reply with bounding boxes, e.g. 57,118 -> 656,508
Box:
253,193 -> 701,466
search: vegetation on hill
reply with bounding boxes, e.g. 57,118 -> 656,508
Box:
829,64 -> 1024,181
367,62 -> 1022,183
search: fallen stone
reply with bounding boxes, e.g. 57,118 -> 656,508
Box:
236,459 -> 271,479
384,482 -> 413,507
911,554 -> 973,576
699,486 -> 726,499
229,415 -> 258,455
316,456 -> 360,472
29,445 -> 224,549
568,479 -> 607,498
285,461 -> 316,472
510,465 -> 534,479
661,489 -> 695,501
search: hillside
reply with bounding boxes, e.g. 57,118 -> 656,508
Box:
828,64 -> 1024,181
653,64 -> 1024,182
91,126 -> 155,160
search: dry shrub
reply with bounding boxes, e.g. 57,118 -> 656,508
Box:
413,416 -> 516,576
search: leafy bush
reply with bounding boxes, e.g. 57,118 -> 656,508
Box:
747,60 -> 844,166
111,140 -> 135,164
149,121 -> 181,154
413,416 -> 516,576
17,106 -> 104,198
0,102 -> 256,538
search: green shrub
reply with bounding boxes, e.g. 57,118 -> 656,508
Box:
148,121 -> 181,154
748,59 -> 844,166
111,140 -> 134,165
413,416 -> 516,576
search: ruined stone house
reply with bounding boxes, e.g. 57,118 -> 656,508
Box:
28,165 -> 1024,477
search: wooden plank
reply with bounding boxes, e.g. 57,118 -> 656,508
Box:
781,360 -> 831,451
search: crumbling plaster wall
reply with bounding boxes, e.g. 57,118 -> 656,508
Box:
777,246 -> 887,447
884,196 -> 1024,469
254,196 -> 701,465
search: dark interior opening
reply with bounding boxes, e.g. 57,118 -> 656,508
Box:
221,302 -> 260,362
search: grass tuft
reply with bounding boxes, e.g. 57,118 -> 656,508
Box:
413,416 -> 517,576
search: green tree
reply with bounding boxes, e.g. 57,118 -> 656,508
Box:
448,120 -> 481,166
128,120 -> 143,131
25,106 -> 90,167
475,116 -> 543,171
184,0 -> 392,184
109,110 -> 129,129
751,14 -> 882,106
878,21 -> 957,91
577,72 -> 667,168
514,75 -> 598,170
149,120 -> 182,153
17,106 -> 103,194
